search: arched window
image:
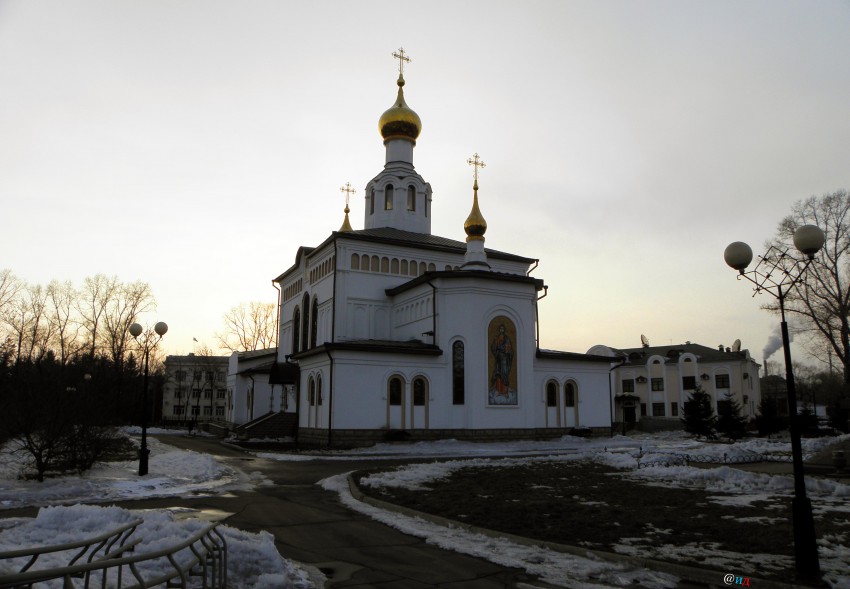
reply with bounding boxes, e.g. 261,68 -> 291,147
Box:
385,185 -> 394,210
308,376 -> 315,406
317,374 -> 323,405
565,382 -> 576,407
371,255 -> 379,272
427,263 -> 436,272
391,258 -> 399,274
381,257 -> 389,273
413,377 -> 427,406
546,381 -> 558,407
452,341 -> 465,405
401,259 -> 408,274
292,307 -> 301,353
301,293 -> 310,351
407,186 -> 416,211
418,262 -> 427,275
370,188 -> 375,214
389,377 -> 403,405
351,253 -> 360,270
310,296 -> 319,348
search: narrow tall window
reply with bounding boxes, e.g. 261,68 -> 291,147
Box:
317,375 -> 323,405
565,383 -> 576,407
370,189 -> 375,214
413,378 -> 426,405
452,341 -> 465,405
308,377 -> 315,406
384,185 -> 394,210
407,186 -> 416,211
389,377 -> 402,405
301,293 -> 310,351
292,307 -> 301,353
546,382 -> 557,407
310,297 -> 319,348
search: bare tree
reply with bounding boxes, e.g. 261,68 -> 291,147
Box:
769,190 -> 850,388
102,280 -> 155,369
46,280 -> 81,366
216,302 -> 277,352
0,269 -> 22,316
77,274 -> 118,359
2,282 -> 53,365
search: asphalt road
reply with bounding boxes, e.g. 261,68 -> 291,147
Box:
117,435 -> 551,588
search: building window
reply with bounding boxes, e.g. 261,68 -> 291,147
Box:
217,389 -> 225,399
622,379 -> 635,393
652,402 -> 666,417
192,389 -> 200,398
203,406 -> 211,416
546,382 -> 557,407
204,390 -> 211,399
670,403 -> 679,417
191,406 -> 200,416
407,186 -> 416,211
715,373 -> 731,389
651,378 -> 664,391
389,377 -> 402,405
310,297 -> 319,348
370,189 -> 375,214
193,370 -> 202,381
413,378 -> 426,405
175,370 -> 186,381
215,406 -> 224,417
385,185 -> 394,210
682,376 -> 696,390
292,307 -> 301,353
351,253 -> 360,270
301,293 -> 310,351
174,405 -> 185,415
452,341 -> 465,404
565,383 -> 576,407
308,377 -> 316,406
317,375 -> 323,405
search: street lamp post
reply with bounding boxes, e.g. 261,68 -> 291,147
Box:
724,225 -> 824,583
129,321 -> 168,476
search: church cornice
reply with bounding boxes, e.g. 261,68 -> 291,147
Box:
291,339 -> 443,360
386,269 -> 544,297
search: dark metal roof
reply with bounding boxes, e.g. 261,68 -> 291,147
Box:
292,339 -> 443,359
386,269 -> 544,296
609,343 -> 756,366
536,349 -> 619,363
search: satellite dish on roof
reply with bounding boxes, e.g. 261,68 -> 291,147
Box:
641,334 -> 650,348
731,339 -> 741,352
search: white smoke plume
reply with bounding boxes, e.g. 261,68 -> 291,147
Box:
763,323 -> 793,362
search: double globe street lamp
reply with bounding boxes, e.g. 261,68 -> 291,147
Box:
128,321 -> 168,476
724,224 -> 825,583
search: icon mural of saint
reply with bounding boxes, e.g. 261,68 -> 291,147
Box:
488,318 -> 518,405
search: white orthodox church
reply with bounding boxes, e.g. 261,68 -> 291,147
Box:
270,53 -> 615,447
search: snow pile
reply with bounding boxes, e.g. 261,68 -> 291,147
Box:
0,504 -> 313,589
0,437 -> 264,509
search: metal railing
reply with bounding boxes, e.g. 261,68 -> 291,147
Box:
0,519 -> 143,577
0,522 -> 226,589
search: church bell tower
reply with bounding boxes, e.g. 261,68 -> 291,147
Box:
364,48 -> 432,234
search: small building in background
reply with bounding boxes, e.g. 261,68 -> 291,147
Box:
162,354 -> 229,425
588,342 -> 762,432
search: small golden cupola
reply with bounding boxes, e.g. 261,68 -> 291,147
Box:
379,48 -> 421,142
461,153 -> 491,270
464,153 -> 488,242
339,182 -> 355,232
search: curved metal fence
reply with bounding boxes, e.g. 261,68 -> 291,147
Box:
634,450 -> 794,469
0,522 -> 226,589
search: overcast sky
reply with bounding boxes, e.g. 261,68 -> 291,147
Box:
2,0 -> 849,365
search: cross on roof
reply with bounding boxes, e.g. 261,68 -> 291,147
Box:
340,182 -> 356,206
467,152 -> 486,184
393,47 -> 411,75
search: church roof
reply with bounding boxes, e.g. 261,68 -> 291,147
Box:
385,268 -> 544,296
536,349 -> 619,363
340,228 -> 537,263
292,339 -> 442,360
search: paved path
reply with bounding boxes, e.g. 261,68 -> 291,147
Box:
113,435 -> 551,589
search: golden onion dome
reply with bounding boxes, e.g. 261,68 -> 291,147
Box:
379,74 -> 421,141
464,185 -> 487,242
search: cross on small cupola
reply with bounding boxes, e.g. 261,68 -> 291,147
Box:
339,182 -> 355,232
393,47 -> 411,76
467,152 -> 486,189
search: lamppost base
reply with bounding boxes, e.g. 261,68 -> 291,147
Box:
138,448 -> 150,477
791,496 -> 821,583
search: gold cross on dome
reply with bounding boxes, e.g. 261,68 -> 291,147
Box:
393,47 -> 411,75
340,182 -> 356,206
467,153 -> 486,184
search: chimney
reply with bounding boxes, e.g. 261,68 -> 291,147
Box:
718,344 -> 724,352
763,358 -> 768,377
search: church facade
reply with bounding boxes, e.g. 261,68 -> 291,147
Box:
273,54 -> 615,447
